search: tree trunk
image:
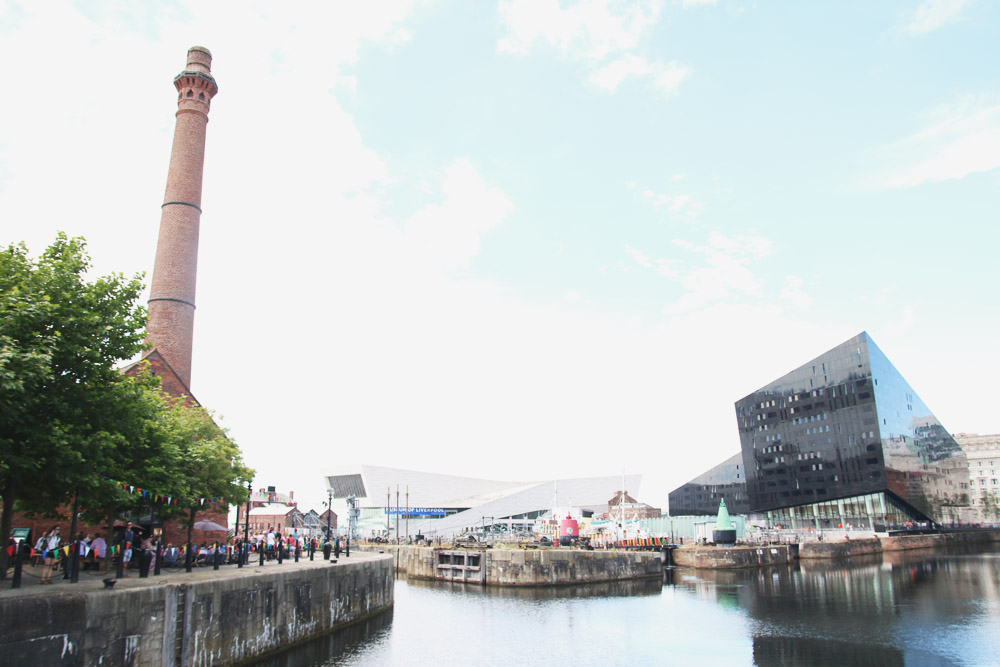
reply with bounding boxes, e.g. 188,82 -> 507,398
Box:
105,515 -> 114,572
185,508 -> 196,571
0,478 -> 16,578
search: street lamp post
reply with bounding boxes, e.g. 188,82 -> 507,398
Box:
241,480 -> 252,567
325,489 -> 333,539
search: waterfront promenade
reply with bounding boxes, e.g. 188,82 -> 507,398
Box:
0,550 -> 381,599
1,551 -> 394,666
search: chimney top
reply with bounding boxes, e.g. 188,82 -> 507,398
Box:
185,46 -> 213,74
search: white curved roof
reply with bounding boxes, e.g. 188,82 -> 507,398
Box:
327,465 -> 641,537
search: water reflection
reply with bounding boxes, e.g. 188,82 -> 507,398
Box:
674,545 -> 1000,666
405,574 -> 663,600
250,610 -> 394,667
250,546 -> 1000,666
752,636 -> 906,667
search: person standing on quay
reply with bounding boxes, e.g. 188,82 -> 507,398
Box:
39,526 -> 61,584
122,522 -> 135,576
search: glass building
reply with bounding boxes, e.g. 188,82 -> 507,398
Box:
735,332 -> 972,529
668,453 -> 750,516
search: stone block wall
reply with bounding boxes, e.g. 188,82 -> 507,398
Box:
798,538 -> 882,560
360,545 -> 662,586
799,530 -> 1000,559
0,556 -> 393,666
485,548 -> 662,585
672,544 -> 795,569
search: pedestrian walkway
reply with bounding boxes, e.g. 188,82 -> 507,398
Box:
0,551 -> 379,601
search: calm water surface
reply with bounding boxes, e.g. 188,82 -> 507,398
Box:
254,545 -> 1000,666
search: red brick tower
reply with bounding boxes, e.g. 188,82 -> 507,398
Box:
146,46 -> 219,390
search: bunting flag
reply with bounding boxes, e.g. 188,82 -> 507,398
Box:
95,475 -> 224,508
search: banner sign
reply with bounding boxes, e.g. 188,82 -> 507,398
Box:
383,507 -> 446,516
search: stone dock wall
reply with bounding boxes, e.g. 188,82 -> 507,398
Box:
0,555 -> 394,667
671,544 -> 796,569
799,530 -> 1000,559
360,546 -> 662,586
661,530 -> 1000,569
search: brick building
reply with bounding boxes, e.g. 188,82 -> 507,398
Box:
319,510 -> 339,537
234,487 -> 338,539
247,505 -> 303,535
601,490 -> 662,520
235,487 -> 296,531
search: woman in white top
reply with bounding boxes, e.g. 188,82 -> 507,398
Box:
40,526 -> 61,584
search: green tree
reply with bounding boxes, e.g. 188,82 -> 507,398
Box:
981,491 -> 1000,522
156,405 -> 254,559
73,364 -> 183,536
0,234 -> 147,574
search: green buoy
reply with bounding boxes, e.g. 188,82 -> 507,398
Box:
713,498 -> 736,546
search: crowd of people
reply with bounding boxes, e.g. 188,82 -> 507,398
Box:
233,526 -> 350,561
8,522 -> 352,585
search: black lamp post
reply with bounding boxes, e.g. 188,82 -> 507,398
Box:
325,489 -> 333,540
242,480 -> 252,566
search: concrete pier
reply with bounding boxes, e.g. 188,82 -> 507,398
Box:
0,552 -> 393,666
669,530 -> 1000,568
361,545 -> 662,586
672,544 -> 797,569
799,529 -> 1000,559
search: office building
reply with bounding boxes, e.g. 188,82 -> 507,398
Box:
735,332 -> 972,528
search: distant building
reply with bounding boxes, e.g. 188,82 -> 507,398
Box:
319,509 -> 338,536
236,485 -> 297,532
955,433 -> 1000,522
668,453 -> 749,516
603,490 -> 661,520
326,465 -> 642,539
247,504 -> 303,535
735,331 -> 972,528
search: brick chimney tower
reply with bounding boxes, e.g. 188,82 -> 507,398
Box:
146,47 -> 219,390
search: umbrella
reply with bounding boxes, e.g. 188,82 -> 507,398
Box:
193,520 -> 228,531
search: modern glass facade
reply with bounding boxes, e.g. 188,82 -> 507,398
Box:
668,453 -> 750,516
763,492 -> 919,531
735,332 -> 972,525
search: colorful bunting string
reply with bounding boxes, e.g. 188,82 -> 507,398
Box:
94,474 -> 224,507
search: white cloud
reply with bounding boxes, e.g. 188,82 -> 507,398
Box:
901,0 -> 972,34
497,0 -> 662,61
779,275 -> 812,309
498,0 -> 688,97
682,0 -> 717,7
626,245 -> 654,268
638,186 -> 704,220
589,55 -> 689,94
663,233 -> 772,314
866,95 -> 1000,188
402,158 -> 515,271
0,0 -> 421,279
619,233 -> 776,315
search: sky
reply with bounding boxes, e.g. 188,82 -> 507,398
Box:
1,0 -> 998,515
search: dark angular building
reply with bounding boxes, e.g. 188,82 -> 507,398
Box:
668,453 -> 749,516
735,332 -> 971,529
